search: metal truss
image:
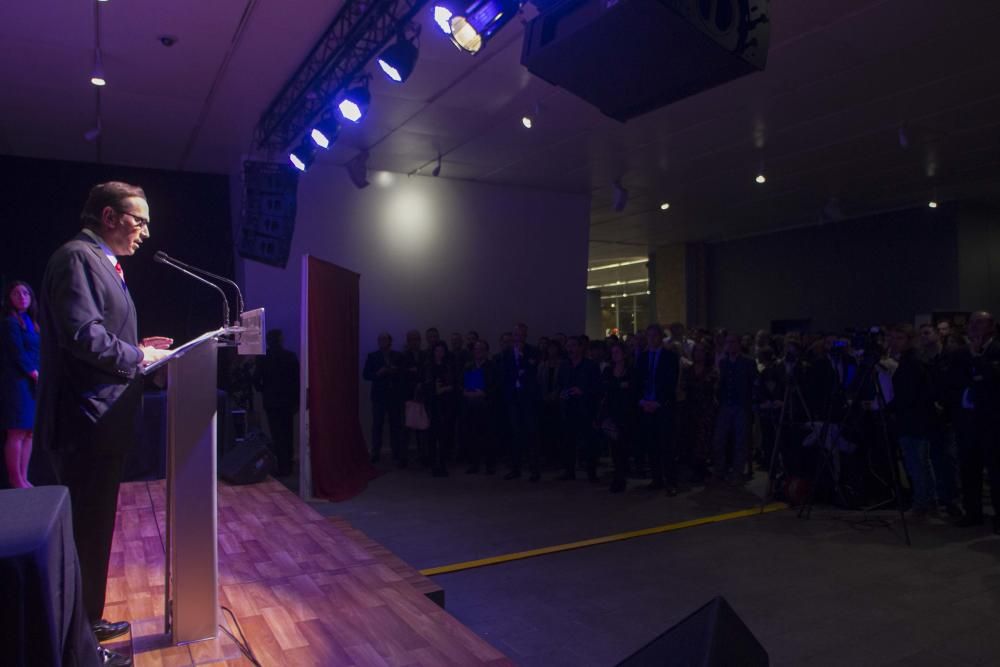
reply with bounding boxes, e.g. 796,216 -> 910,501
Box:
255,0 -> 432,152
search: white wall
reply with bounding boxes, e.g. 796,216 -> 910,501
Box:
240,162 -> 590,364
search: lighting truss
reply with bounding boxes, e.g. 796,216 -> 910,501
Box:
254,0 -> 432,152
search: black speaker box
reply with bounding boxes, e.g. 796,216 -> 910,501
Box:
219,432 -> 276,485
522,0 -> 770,121
617,596 -> 768,666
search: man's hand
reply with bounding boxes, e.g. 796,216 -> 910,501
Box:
141,336 -> 174,349
140,346 -> 172,367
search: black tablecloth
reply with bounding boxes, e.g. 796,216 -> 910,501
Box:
0,486 -> 98,667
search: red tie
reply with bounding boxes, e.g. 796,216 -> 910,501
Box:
115,262 -> 125,283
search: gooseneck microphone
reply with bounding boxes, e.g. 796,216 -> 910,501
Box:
154,251 -> 230,328
155,251 -> 244,319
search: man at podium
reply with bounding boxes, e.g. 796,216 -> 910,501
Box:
36,182 -> 172,667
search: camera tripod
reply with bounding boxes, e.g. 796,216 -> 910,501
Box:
796,356 -> 911,546
761,361 -> 813,510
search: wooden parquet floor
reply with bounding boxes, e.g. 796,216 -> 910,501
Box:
103,479 -> 511,666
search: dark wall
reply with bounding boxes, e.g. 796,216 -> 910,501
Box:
706,205 -> 961,333
957,204 -> 1000,315
0,155 -> 233,343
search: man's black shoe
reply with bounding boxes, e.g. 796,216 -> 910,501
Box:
503,470 -> 521,480
955,514 -> 984,528
556,471 -> 576,481
645,481 -> 664,491
93,619 -> 130,642
665,486 -> 678,497
528,472 -> 540,483
97,646 -> 132,666
465,465 -> 480,474
485,466 -> 496,475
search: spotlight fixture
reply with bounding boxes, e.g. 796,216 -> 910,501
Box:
521,115 -> 533,129
448,0 -> 521,54
289,139 -> 317,172
338,78 -> 371,123
378,28 -> 420,83
928,200 -> 938,209
659,202 -> 670,211
310,115 -> 340,149
90,49 -> 107,87
755,173 -> 766,184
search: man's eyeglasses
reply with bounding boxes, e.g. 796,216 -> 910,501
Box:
118,210 -> 150,230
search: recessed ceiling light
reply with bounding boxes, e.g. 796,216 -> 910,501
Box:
755,174 -> 766,184
928,200 -> 938,209
659,202 -> 670,210
521,115 -> 532,129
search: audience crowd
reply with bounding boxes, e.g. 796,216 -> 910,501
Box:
364,317 -> 1000,533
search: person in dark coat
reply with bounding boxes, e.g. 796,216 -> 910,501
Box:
557,336 -> 603,482
712,333 -> 758,483
461,339 -> 498,474
635,324 -> 681,495
1,281 -> 40,488
253,329 -> 300,476
424,341 -> 458,476
362,332 -> 404,464
500,322 -> 542,481
887,323 -> 937,517
601,341 -> 636,492
36,181 -> 172,665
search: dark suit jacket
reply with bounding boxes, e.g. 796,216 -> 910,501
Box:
36,232 -> 144,453
362,349 -> 403,403
500,344 -> 541,402
635,348 -> 680,406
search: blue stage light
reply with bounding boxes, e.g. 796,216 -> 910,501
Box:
289,139 -> 316,172
448,0 -> 520,54
338,83 -> 371,123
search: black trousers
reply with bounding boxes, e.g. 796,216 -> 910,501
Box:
463,401 -> 495,469
957,411 -> 1000,519
639,405 -> 675,486
508,393 -> 540,474
428,409 -> 455,470
371,399 -> 402,461
562,412 -> 597,475
265,407 -> 295,475
54,388 -> 141,625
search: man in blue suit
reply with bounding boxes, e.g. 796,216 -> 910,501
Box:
37,182 -> 171,667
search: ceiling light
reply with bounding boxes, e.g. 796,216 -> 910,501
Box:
928,200 -> 938,209
755,173 -> 766,184
90,50 -> 106,87
338,81 -> 371,123
448,0 -> 520,55
659,202 -> 670,210
521,115 -> 532,129
289,139 -> 316,172
378,33 -> 420,83
611,303 -> 616,308
310,115 -> 340,149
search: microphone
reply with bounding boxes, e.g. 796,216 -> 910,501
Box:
156,251 -> 244,319
154,251 -> 230,328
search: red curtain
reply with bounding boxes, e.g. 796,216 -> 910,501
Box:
306,255 -> 377,500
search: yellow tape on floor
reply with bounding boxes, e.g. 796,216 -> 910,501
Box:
419,502 -> 788,577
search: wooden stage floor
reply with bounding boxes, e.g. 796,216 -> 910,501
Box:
103,479 -> 511,666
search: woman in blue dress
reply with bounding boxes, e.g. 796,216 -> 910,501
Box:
2,281 -> 40,488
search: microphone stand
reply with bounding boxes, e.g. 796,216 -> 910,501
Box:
157,252 -> 244,321
154,252 -> 230,329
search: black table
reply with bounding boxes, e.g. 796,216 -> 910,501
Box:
0,486 -> 98,667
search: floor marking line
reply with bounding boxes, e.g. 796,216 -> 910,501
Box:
419,502 -> 788,577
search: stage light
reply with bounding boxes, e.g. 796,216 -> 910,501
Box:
755,173 -> 766,184
521,115 -> 533,129
433,4 -> 456,34
310,115 -> 340,149
448,0 -> 521,55
338,82 -> 371,123
659,202 -> 670,210
378,33 -> 419,83
90,50 -> 106,86
928,200 -> 938,209
289,139 -> 316,172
